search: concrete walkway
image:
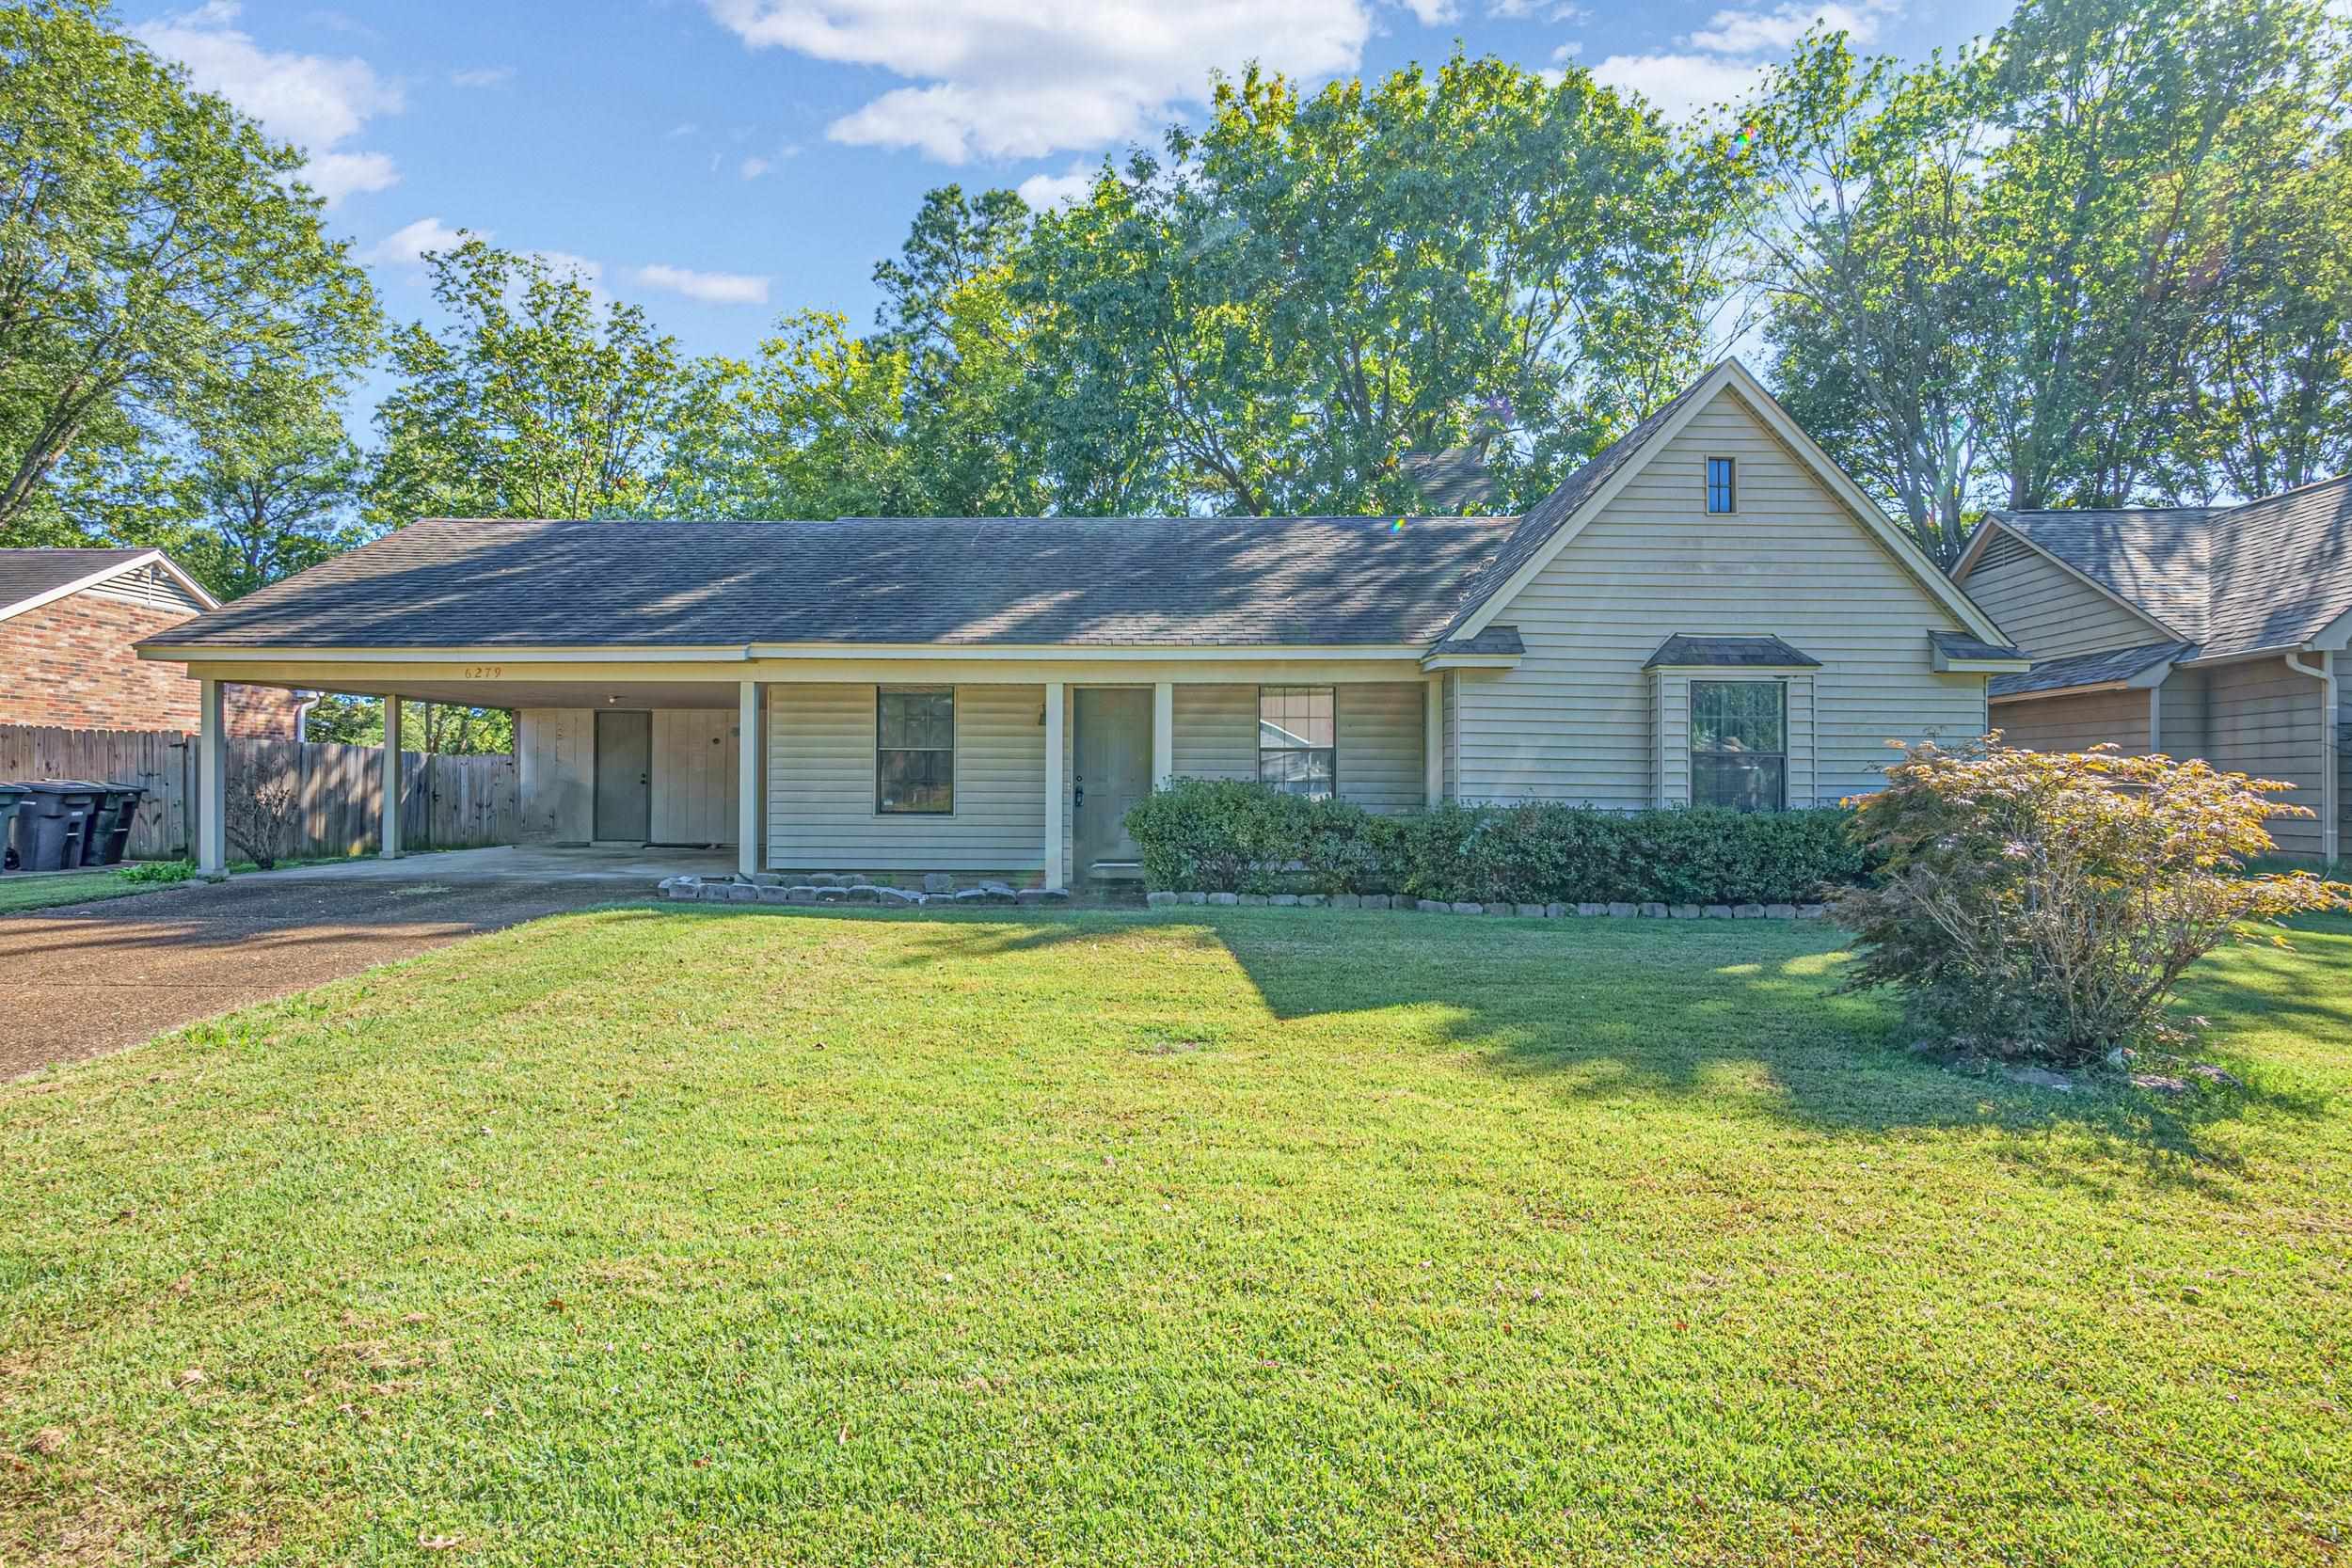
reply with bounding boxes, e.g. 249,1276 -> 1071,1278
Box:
0,847 -> 721,1080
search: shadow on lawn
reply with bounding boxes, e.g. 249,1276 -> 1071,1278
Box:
674,904 -> 2338,1191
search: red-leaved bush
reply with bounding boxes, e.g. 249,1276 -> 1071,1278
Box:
1831,737 -> 2348,1065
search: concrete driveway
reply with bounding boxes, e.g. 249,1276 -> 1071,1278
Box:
0,847 -> 726,1080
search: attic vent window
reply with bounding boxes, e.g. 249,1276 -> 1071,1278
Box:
1706,456 -> 1737,515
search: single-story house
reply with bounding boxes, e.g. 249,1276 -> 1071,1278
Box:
138,359 -> 2027,882
1951,474 -> 2352,863
0,547 -> 306,736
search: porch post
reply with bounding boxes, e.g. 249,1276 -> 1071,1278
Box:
1152,681 -> 1173,790
1423,674 -> 1443,806
1042,681 -> 1065,891
197,677 -> 226,875
381,695 -> 403,859
737,679 -> 760,878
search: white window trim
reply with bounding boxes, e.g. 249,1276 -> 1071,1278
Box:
1649,669 -> 1817,809
1705,454 -> 1738,515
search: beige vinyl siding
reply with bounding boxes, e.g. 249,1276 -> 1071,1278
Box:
650,709 -> 739,845
1959,532 -> 2173,659
2202,657 -> 2327,860
1171,686 -> 1256,780
1993,689 -> 2153,754
516,707 -> 593,842
1455,387 -> 1989,807
1159,681 -> 1425,812
766,682 -> 1047,875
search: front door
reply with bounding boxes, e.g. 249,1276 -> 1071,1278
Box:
594,709 -> 652,842
1073,689 -> 1151,878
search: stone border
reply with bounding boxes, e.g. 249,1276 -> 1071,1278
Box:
1143,890 -> 1827,920
657,873 -> 1071,909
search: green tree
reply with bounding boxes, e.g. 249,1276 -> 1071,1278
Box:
1023,55 -> 1732,517
370,239 -> 697,522
0,0 -> 377,543
166,374 -> 366,598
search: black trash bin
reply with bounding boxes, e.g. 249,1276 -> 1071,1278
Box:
8,782 -> 98,873
0,784 -> 24,872
82,782 -> 145,866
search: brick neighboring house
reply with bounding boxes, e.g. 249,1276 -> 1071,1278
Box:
0,548 -> 306,736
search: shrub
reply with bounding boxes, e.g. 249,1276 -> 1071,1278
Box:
119,859 -> 197,884
1831,738 -> 2349,1066
224,779 -> 302,871
1125,780 -> 1875,905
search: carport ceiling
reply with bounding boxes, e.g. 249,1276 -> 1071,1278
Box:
241,678 -> 746,709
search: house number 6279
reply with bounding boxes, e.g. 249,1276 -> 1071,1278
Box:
463,664 -> 504,679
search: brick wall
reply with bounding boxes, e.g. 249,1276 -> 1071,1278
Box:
0,591 -> 305,738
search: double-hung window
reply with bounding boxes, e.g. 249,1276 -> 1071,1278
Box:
1690,680 -> 1786,812
1258,686 -> 1336,799
876,688 -> 954,814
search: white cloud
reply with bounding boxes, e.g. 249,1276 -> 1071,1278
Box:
1590,52 -> 1770,119
1492,0 -> 1587,17
450,65 -> 516,87
1687,0 -> 1886,54
1400,0 -> 1460,22
1016,164 -> 1097,209
703,0 -> 1373,163
1584,1 -> 1892,120
134,2 -> 404,205
532,250 -> 604,287
739,155 -> 772,179
361,215 -> 475,267
669,121 -> 700,137
630,263 -> 771,305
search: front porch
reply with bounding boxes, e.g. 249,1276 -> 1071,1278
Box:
182,658 -> 1448,889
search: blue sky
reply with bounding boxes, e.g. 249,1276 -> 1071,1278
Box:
126,0 -> 2013,377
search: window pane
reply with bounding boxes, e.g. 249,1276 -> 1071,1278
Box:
1259,748 -> 1335,799
1692,681 -> 1784,753
878,748 -> 953,813
1694,754 -> 1784,812
1260,686 -> 1334,748
879,689 -> 953,750
1707,456 -> 1736,514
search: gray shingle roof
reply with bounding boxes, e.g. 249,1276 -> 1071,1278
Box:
1929,629 -> 2030,662
0,548 -> 156,612
1644,633 -> 1821,669
1988,641 -> 2193,699
1989,474 -> 2352,658
1430,625 -> 1524,657
145,515 -> 1518,651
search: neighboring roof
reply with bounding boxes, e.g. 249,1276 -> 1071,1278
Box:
1428,625 -> 1525,657
1929,629 -> 2031,663
1979,473 -> 2352,660
0,547 -> 218,623
1988,641 -> 2193,700
144,514 -> 1518,651
1645,633 -> 1821,670
0,548 -> 160,609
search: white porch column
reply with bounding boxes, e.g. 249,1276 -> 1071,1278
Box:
1042,681 -> 1066,890
197,677 -> 226,875
738,679 -> 760,877
1152,680 -> 1173,790
380,695 -> 403,859
1423,674 -> 1443,806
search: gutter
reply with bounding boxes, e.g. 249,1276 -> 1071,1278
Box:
2284,652 -> 2339,863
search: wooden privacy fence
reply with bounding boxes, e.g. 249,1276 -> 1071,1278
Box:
0,725 -> 516,860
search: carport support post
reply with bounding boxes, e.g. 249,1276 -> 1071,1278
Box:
737,679 -> 759,878
380,695 -> 403,859
197,677 -> 226,875
1424,675 -> 1443,806
1042,681 -> 1065,891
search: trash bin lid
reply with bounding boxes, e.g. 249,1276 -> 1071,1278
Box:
8,780 -> 99,797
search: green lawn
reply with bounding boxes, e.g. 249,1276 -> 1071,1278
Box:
2,907 -> 2346,1566
0,867 -> 163,913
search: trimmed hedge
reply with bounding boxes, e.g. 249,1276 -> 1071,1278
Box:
1122,777 -> 1873,905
